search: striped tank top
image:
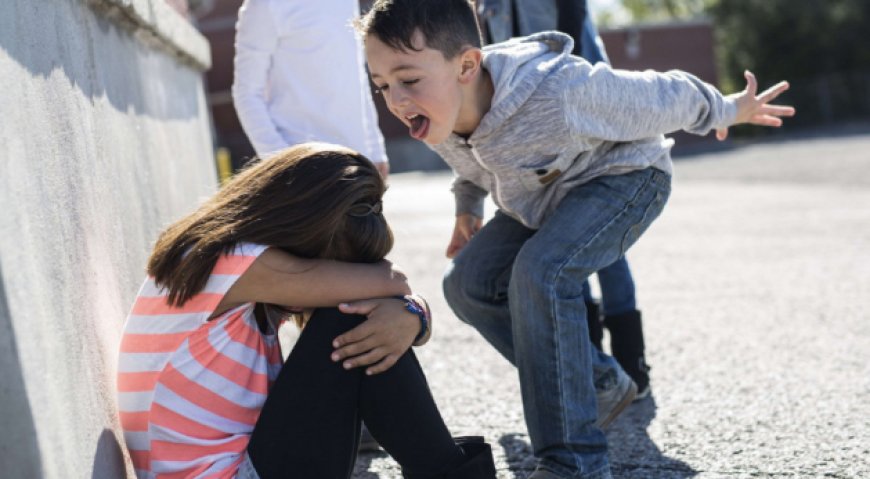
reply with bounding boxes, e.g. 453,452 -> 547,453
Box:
118,243 -> 283,478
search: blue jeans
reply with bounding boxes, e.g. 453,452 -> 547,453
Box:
582,257 -> 636,316
443,168 -> 670,478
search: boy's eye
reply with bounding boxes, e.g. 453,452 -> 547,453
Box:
402,79 -> 419,86
374,85 -> 389,94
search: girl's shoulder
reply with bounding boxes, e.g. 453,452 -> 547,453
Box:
211,243 -> 270,277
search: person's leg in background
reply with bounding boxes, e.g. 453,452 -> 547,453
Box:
596,258 -> 651,399
246,308 -> 495,478
575,3 -> 652,402
581,280 -> 603,351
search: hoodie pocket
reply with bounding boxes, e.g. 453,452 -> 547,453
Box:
518,154 -> 573,191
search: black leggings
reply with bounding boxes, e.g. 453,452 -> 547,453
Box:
247,308 -> 464,479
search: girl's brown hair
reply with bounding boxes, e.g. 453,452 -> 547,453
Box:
147,142 -> 393,306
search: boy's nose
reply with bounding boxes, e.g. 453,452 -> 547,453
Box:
387,87 -> 408,109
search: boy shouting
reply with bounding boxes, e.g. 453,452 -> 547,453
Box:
358,1 -> 793,477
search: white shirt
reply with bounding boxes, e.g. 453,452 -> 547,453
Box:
232,0 -> 388,163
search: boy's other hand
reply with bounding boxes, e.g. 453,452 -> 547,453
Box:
716,70 -> 795,141
330,298 -> 418,375
446,214 -> 483,258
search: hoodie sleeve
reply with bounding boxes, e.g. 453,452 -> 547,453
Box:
558,61 -> 737,142
451,177 -> 488,218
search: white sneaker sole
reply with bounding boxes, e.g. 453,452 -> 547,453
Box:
597,380 -> 637,429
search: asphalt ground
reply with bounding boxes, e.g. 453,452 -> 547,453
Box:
347,127 -> 870,478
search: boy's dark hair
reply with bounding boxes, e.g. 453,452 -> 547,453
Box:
148,142 -> 393,307
357,0 -> 482,59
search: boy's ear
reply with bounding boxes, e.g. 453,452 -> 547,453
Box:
457,48 -> 483,84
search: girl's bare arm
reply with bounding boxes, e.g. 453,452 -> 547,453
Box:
216,248 -> 411,315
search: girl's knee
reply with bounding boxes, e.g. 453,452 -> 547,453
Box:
305,307 -> 365,337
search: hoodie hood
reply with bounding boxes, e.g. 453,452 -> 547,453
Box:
474,31 -> 575,138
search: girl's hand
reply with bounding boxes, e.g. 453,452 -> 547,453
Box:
330,298 -> 419,375
716,70 -> 796,141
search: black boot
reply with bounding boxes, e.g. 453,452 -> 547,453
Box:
403,436 -> 496,479
585,300 -> 603,351
603,310 -> 651,399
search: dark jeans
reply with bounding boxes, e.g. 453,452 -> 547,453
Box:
581,257 -> 637,316
247,308 -> 463,479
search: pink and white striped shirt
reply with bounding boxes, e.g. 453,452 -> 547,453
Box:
118,243 -> 283,478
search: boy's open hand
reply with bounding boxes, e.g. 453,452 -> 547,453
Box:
446,214 -> 483,258
331,298 -> 419,375
716,70 -> 796,141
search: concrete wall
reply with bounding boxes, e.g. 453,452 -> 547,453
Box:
0,0 -> 215,477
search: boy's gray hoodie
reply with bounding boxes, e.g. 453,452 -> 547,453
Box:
431,31 -> 737,229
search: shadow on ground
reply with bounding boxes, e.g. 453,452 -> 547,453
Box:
91,429 -> 126,479
497,398 -> 697,479
607,397 -> 696,479
0,262 -> 43,478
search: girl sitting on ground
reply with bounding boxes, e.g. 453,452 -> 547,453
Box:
117,143 -> 495,478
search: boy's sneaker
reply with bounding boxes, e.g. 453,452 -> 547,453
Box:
528,468 -> 566,479
595,367 -> 637,429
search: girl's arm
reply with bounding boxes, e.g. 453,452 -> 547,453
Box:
217,248 -> 411,315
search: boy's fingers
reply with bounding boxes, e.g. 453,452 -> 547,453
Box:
761,104 -> 796,117
757,81 -> 789,103
366,354 -> 400,375
750,114 -> 783,127
716,128 -> 729,141
743,70 -> 758,95
446,238 -> 466,258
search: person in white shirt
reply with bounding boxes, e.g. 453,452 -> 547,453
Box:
232,0 -> 390,177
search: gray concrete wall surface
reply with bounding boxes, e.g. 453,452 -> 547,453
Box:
0,0 -> 215,477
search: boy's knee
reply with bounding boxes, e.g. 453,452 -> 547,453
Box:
442,261 -> 462,299
511,249 -> 549,289
442,258 -> 494,308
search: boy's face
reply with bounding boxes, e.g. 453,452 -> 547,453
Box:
366,30 -> 465,146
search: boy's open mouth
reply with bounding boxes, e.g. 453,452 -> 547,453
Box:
406,114 -> 430,141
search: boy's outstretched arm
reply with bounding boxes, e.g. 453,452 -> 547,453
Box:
715,70 -> 796,141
